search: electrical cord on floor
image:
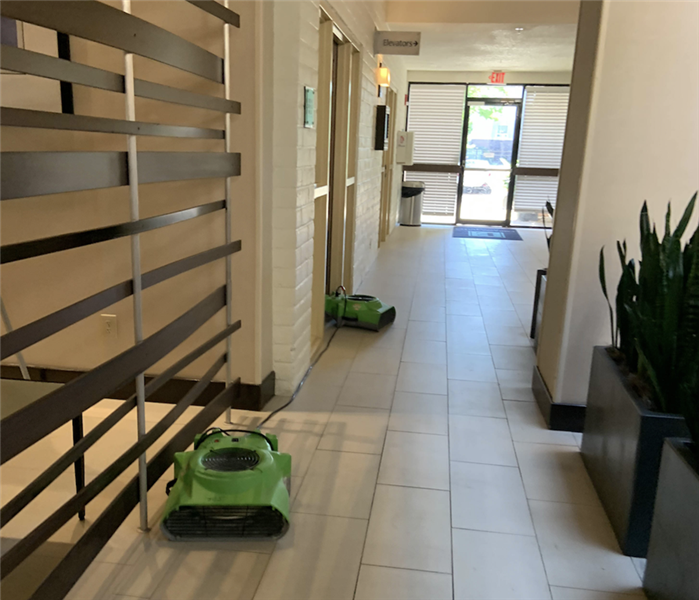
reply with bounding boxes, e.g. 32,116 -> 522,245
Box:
256,321 -> 342,429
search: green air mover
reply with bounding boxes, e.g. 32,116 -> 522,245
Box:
161,428 -> 291,540
325,286 -> 396,331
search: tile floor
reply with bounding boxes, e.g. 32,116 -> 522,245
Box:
1,225 -> 647,600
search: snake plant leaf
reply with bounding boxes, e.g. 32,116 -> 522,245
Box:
599,247 -> 616,348
673,191 -> 696,240
637,344 -> 667,412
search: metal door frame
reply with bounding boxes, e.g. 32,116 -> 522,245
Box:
455,97 -> 523,226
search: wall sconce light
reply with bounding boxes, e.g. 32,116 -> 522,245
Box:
376,65 -> 391,88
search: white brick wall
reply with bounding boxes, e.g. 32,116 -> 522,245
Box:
269,0 -> 406,394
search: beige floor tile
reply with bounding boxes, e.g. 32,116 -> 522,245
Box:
448,380 -> 505,418
351,345 -> 402,376
286,381 -> 341,413
497,369 -> 537,401
550,587 -> 646,600
378,431 -> 449,490
450,415 -> 517,466
451,461 -> 534,536
530,500 -> 643,594
409,303 -> 446,323
151,550 -> 269,600
447,352 -> 498,382
505,401 -> 578,446
253,513 -> 367,600
447,314 -> 486,334
355,565 -> 453,600
308,354 -> 354,387
318,407 -> 389,454
388,391 -> 448,435
486,325 -> 531,347
65,560 -> 123,600
515,442 -> 600,505
337,372 -> 397,410
293,450 -> 380,519
405,320 -> 446,342
401,339 -> 447,365
396,362 -> 448,395
446,330 -> 491,355
478,295 -> 515,311
480,310 -> 523,328
445,300 -> 482,316
490,345 -> 537,370
363,485 -> 452,573
113,544 -> 179,598
452,528 -> 551,600
359,326 -> 407,349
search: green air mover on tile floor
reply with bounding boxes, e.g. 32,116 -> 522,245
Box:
325,286 -> 396,331
161,428 -> 291,540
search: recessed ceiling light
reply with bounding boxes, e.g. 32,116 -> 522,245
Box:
515,27 -> 524,31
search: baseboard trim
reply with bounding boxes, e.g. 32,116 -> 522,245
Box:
532,366 -> 586,432
1,365 -> 276,412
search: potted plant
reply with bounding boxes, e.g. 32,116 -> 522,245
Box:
581,194 -> 697,557
643,436 -> 699,599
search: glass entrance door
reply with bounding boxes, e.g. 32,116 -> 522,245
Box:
457,102 -> 521,224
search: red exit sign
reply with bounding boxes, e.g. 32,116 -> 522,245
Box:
488,71 -> 505,84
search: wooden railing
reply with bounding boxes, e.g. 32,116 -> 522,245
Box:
0,2 -> 244,598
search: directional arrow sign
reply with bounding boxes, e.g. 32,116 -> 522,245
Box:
374,31 -> 421,56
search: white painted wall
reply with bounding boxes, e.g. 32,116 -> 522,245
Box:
266,1 -> 407,394
542,0 -> 699,404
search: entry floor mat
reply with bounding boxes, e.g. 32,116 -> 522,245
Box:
453,226 -> 523,241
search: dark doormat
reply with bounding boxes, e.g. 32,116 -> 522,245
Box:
453,226 -> 523,241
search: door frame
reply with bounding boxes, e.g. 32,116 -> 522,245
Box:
455,98 -> 523,226
404,82 -> 568,228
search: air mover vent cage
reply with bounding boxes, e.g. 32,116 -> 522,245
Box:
201,448 -> 259,472
163,505 -> 288,540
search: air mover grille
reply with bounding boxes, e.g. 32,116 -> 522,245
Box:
201,448 -> 259,472
163,505 -> 288,539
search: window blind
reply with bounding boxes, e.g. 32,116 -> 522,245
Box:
404,171 -> 459,221
517,86 -> 570,168
406,84 -> 466,165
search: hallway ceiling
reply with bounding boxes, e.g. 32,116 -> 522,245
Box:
386,22 -> 578,72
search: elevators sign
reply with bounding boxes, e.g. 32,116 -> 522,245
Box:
374,31 -> 421,56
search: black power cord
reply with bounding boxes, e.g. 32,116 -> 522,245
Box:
256,303 -> 345,429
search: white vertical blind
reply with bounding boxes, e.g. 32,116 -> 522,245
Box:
517,86 -> 570,168
512,175 -> 560,212
514,86 -> 569,216
407,84 -> 466,165
404,171 -> 459,221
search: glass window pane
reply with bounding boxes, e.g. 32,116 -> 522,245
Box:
511,175 -> 559,227
459,171 -> 510,222
464,104 -> 518,167
467,85 -> 523,99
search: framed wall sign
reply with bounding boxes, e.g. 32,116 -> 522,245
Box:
304,86 -> 315,128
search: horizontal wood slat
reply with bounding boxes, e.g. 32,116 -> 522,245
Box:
0,286 -> 226,464
1,200 -> 225,264
0,46 -> 241,114
186,0 -> 240,27
1,200 -> 224,264
0,241 -> 240,360
1,152 -> 241,200
0,1 -> 224,83
1,107 -> 224,139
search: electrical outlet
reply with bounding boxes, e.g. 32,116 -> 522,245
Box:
101,314 -> 118,339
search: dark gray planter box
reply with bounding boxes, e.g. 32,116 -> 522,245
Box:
644,439 -> 699,600
581,346 -> 689,557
